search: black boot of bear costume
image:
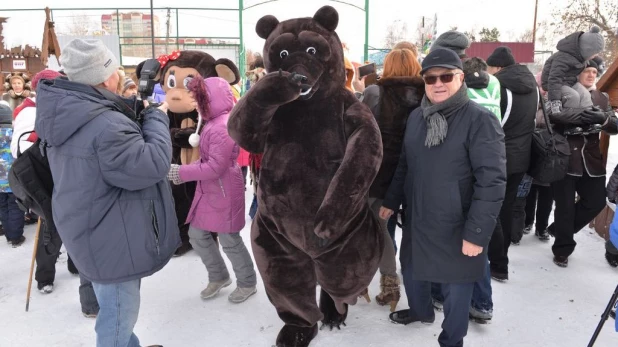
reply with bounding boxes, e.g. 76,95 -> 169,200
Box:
275,324 -> 318,347
319,289 -> 348,330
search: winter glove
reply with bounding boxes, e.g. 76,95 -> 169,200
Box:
549,100 -> 562,115
580,107 -> 608,124
168,164 -> 183,185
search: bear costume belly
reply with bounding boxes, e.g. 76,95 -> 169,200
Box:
228,6 -> 384,346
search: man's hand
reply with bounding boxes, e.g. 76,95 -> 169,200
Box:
157,101 -> 169,114
462,240 -> 483,257
379,207 -> 394,220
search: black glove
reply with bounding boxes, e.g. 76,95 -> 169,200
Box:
580,107 -> 608,124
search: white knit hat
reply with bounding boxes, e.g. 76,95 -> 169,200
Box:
60,39 -> 119,86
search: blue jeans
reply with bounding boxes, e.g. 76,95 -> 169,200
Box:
91,279 -> 141,347
431,261 -> 493,312
0,192 -> 25,241
249,194 -> 258,219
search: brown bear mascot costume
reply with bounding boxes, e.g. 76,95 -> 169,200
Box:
137,51 -> 240,256
228,6 -> 384,347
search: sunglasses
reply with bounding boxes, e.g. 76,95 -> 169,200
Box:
423,73 -> 462,85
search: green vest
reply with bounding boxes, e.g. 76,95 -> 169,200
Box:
467,75 -> 502,120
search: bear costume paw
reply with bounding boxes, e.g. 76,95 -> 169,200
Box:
275,324 -> 318,347
319,289 -> 348,330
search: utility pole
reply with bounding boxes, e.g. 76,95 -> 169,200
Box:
532,0 -> 539,45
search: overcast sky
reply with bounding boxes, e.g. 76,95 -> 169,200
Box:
1,0 -> 560,61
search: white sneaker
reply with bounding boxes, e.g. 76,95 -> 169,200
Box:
200,278 -> 232,299
228,286 -> 257,303
39,284 -> 54,294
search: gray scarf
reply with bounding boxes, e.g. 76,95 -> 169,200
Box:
421,84 -> 469,147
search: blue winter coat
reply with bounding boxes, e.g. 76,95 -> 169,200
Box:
35,78 -> 180,284
0,126 -> 14,193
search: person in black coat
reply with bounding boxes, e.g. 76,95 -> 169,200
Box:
486,46 -> 538,281
546,57 -> 618,267
382,48 -> 506,347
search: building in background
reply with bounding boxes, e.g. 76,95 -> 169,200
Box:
101,12 -> 160,58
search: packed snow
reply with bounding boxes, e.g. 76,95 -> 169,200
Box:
2,144 -> 618,347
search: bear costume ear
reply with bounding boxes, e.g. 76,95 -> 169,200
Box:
214,58 -> 241,85
313,6 -> 338,32
256,15 -> 280,39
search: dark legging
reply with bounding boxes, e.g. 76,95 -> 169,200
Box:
525,184 -> 554,231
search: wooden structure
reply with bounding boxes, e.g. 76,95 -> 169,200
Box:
41,7 -> 61,67
590,58 -> 618,240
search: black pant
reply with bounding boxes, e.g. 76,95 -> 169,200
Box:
488,172 -> 525,273
548,173 -> 606,257
35,220 -> 62,287
0,193 -> 25,241
241,166 -> 248,186
525,184 -> 554,231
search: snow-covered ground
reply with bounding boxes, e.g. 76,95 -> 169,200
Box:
2,144 -> 618,347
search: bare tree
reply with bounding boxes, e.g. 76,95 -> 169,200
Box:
516,29 -> 534,43
57,12 -> 99,36
551,0 -> 618,64
384,20 -> 409,48
464,30 -> 477,42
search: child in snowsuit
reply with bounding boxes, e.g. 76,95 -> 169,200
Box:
0,104 -> 25,247
168,76 -> 257,303
542,26 -> 604,115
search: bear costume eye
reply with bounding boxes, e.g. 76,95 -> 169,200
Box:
280,50 -> 289,58
167,74 -> 177,89
306,47 -> 317,55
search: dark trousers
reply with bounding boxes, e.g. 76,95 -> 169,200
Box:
431,261 -> 493,312
403,267 -> 474,347
241,166 -> 248,186
35,220 -> 62,286
0,192 -> 25,241
549,173 -> 606,257
489,172 -> 525,273
525,184 -> 554,231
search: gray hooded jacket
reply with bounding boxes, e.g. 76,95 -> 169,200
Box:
35,78 -> 180,284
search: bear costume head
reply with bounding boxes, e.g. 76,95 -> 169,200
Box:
136,51 -> 240,113
256,5 -> 345,100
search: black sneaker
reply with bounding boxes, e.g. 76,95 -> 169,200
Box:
490,268 -> 508,282
605,251 -> 618,268
10,235 -> 26,248
553,255 -> 568,268
523,224 -> 532,235
389,309 -> 435,325
535,229 -> 550,241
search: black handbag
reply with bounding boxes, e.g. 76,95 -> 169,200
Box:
528,89 -> 571,184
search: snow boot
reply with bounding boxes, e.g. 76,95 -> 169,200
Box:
319,289 -> 347,330
38,283 -> 54,294
523,224 -> 532,235
275,324 -> 318,347
375,274 -> 400,312
469,306 -> 492,324
10,235 -> 26,248
606,251 -> 618,268
200,278 -> 232,299
389,309 -> 435,325
553,255 -> 568,268
228,286 -> 257,303
535,229 -> 550,241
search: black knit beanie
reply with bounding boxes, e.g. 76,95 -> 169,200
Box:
486,46 -> 516,67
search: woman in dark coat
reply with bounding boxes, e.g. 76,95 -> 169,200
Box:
361,48 -> 424,312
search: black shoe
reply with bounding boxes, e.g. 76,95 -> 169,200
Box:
523,224 -> 532,235
605,251 -> 618,268
275,324 -> 318,347
535,229 -> 550,241
511,240 -> 521,246
24,214 -> 37,225
553,255 -> 568,268
490,269 -> 508,282
389,309 -> 435,325
10,235 -> 26,248
173,242 -> 192,257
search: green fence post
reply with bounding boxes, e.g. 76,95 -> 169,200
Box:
364,0 -> 369,62
239,0 -> 245,95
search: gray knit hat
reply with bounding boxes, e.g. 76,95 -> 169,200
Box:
430,30 -> 471,57
60,39 -> 119,86
122,77 -> 137,94
579,26 -> 605,60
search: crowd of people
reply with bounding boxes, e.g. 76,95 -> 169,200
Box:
1,11 -> 617,347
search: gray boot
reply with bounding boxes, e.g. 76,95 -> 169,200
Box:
200,278 -> 232,299
228,286 -> 257,303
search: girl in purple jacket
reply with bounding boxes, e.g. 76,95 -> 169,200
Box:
168,76 -> 257,303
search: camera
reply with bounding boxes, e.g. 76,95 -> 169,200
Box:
138,59 -> 161,100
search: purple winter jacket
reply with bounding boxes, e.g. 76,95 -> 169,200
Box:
179,78 -> 245,233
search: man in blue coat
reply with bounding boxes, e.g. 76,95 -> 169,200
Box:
381,48 -> 506,347
35,39 -> 180,347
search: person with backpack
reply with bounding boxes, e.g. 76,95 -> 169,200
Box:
34,38 -> 179,346
0,103 -> 25,247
